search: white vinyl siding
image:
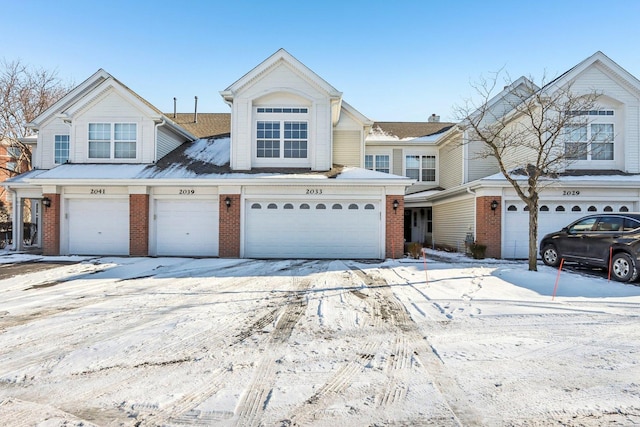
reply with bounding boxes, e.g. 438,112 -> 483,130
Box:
156,126 -> 184,160
433,196 -> 475,251
333,130 -> 361,167
439,142 -> 463,188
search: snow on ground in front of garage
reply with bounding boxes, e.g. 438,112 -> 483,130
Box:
0,253 -> 639,426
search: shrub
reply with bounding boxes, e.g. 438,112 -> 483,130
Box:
469,242 -> 487,259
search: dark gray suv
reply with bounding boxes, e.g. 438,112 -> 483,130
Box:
540,213 -> 640,282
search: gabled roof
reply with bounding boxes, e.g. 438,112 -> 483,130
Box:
369,122 -> 454,140
28,69 -> 196,141
165,113 -> 231,139
543,51 -> 640,96
220,48 -> 343,101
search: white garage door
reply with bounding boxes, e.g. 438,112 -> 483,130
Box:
67,198 -> 129,255
503,201 -> 634,259
245,200 -> 382,259
155,199 -> 219,257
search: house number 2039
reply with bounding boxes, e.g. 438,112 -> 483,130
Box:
306,189 -> 323,195
562,190 -> 580,196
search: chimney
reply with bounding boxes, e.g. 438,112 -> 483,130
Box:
173,97 -> 176,118
428,113 -> 440,123
194,96 -> 198,123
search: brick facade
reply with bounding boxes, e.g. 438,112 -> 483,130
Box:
219,194 -> 240,257
385,195 -> 404,259
475,196 -> 502,258
129,194 -> 149,256
42,193 -> 60,256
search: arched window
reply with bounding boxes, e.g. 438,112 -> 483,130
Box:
300,203 -> 310,209
556,206 -> 565,212
588,206 -> 597,212
251,203 -> 262,209
540,205 -> 549,212
507,205 -> 517,211
267,203 -> 278,209
348,204 -> 358,210
620,206 -> 630,212
604,206 -> 613,212
572,206 -> 581,212
524,206 -> 530,211
316,204 -> 326,209
332,204 -> 342,209
283,203 -> 294,209
364,204 -> 375,210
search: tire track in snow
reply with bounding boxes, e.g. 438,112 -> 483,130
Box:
348,264 -> 482,426
233,277 -> 311,427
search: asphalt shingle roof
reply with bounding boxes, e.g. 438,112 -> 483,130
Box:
371,122 -> 454,139
165,113 -> 231,139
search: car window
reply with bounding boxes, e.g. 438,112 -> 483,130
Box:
596,217 -> 623,232
568,217 -> 597,233
623,218 -> 640,231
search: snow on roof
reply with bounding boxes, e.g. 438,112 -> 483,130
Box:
481,170 -> 640,182
19,137 -> 410,182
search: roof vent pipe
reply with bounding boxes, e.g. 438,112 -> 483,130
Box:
173,97 -> 176,118
194,96 -> 198,123
428,113 -> 440,122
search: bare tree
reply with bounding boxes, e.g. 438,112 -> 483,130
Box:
1,59 -> 72,170
454,72 -> 601,271
0,59 -> 72,217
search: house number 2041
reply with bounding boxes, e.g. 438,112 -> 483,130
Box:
306,189 -> 323,195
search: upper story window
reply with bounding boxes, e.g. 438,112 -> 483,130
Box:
6,146 -> 21,159
54,135 -> 70,164
406,155 -> 436,182
88,123 -> 137,159
564,110 -> 614,161
5,161 -> 16,171
365,154 -> 390,173
256,120 -> 308,159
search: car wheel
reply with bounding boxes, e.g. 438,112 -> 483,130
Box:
611,252 -> 638,282
541,245 -> 560,267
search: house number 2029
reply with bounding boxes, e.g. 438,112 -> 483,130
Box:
562,190 -> 580,196
306,189 -> 323,195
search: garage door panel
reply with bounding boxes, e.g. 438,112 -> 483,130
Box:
155,199 -> 219,257
245,201 -> 381,259
68,199 -> 129,256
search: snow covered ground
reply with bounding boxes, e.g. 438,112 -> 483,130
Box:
0,250 -> 639,426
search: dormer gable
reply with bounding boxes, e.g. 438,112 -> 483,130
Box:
220,49 -> 345,171
29,69 -> 195,169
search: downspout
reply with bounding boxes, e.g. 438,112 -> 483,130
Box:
154,119 -> 166,163
466,186 -> 477,247
8,187 -> 18,251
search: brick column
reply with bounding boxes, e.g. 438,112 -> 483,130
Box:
476,196 -> 502,258
385,195 -> 404,259
42,193 -> 60,256
219,194 -> 240,257
129,194 -> 149,256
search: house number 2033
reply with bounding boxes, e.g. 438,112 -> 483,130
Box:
562,190 -> 580,196
306,189 -> 323,195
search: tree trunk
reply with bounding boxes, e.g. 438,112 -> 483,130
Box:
528,198 -> 538,271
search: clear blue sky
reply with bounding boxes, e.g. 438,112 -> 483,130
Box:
3,0 -> 640,122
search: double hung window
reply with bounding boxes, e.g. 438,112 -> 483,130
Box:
564,110 -> 614,161
88,123 -> 137,159
405,155 -> 436,182
365,154 -> 390,173
256,107 -> 308,160
54,135 -> 70,164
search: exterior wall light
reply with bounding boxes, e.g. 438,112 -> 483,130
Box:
42,197 -> 51,208
225,196 -> 232,210
392,199 -> 399,211
490,199 -> 499,211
